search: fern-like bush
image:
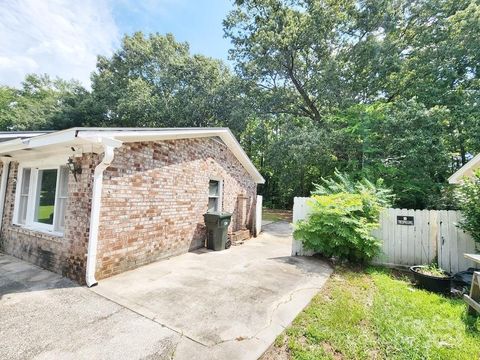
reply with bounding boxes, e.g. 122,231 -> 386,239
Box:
293,171 -> 393,263
457,170 -> 480,246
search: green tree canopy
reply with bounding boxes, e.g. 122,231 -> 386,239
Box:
226,0 -> 480,208
91,32 -> 249,133
0,74 -> 94,130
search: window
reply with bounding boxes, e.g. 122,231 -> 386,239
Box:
55,167 -> 69,232
35,169 -> 57,225
14,166 -> 69,234
17,168 -> 31,225
208,179 -> 222,212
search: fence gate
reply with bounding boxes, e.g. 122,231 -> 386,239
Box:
374,209 -> 477,273
372,209 -> 437,267
436,211 -> 477,274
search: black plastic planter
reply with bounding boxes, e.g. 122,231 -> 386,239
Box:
410,266 -> 453,295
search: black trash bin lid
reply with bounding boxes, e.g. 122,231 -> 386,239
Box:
203,211 -> 233,220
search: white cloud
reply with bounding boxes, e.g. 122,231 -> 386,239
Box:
0,0 -> 120,88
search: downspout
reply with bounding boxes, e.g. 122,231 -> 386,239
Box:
0,158 -> 11,234
85,138 -> 122,287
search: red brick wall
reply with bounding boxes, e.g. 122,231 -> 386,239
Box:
0,156 -> 97,284
0,137 -> 258,283
95,138 -> 257,279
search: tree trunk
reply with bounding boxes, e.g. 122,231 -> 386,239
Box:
285,52 -> 322,124
287,68 -> 322,124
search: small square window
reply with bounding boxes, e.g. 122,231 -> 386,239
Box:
209,180 -> 219,197
207,180 -> 222,212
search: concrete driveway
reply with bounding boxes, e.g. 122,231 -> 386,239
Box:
0,253 -> 178,359
1,222 -> 332,359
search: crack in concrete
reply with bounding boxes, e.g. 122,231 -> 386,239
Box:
89,289 -> 208,348
168,332 -> 183,360
208,285 -> 325,347
86,307 -> 124,325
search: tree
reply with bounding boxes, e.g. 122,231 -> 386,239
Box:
339,100 -> 452,209
225,0 -> 354,124
227,0 -> 480,209
0,74 -> 94,130
377,0 -> 480,168
91,32 -> 248,132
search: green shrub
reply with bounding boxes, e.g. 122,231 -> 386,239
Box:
457,170 -> 480,246
293,171 -> 393,263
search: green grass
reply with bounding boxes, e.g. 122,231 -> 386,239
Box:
37,205 -> 54,224
268,267 -> 480,360
263,208 -> 292,222
263,212 -> 285,222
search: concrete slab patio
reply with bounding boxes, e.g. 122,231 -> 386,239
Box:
0,222 -> 332,360
92,221 -> 332,359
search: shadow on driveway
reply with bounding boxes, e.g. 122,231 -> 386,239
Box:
0,253 -> 182,360
0,254 -> 78,299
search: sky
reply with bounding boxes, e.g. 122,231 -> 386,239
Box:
0,0 -> 235,88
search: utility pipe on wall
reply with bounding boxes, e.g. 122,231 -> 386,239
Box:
85,138 -> 122,287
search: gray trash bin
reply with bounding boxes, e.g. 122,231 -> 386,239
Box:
203,212 -> 232,251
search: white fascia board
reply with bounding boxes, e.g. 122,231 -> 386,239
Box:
217,130 -> 265,184
76,128 -> 225,142
448,152 -> 480,184
0,128 -> 78,154
0,138 -> 28,153
26,128 -> 77,148
0,132 -> 48,140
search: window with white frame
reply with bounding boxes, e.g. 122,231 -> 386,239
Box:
208,179 -> 223,212
14,165 -> 69,234
17,168 -> 31,225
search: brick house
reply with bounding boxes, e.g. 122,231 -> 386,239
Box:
0,128 -> 264,286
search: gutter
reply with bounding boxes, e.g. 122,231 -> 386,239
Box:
0,158 -> 11,234
85,137 -> 122,287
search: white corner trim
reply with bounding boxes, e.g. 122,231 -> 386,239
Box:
85,139 -> 123,287
0,158 -> 11,234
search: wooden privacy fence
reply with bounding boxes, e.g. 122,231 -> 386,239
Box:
292,197 -> 478,274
